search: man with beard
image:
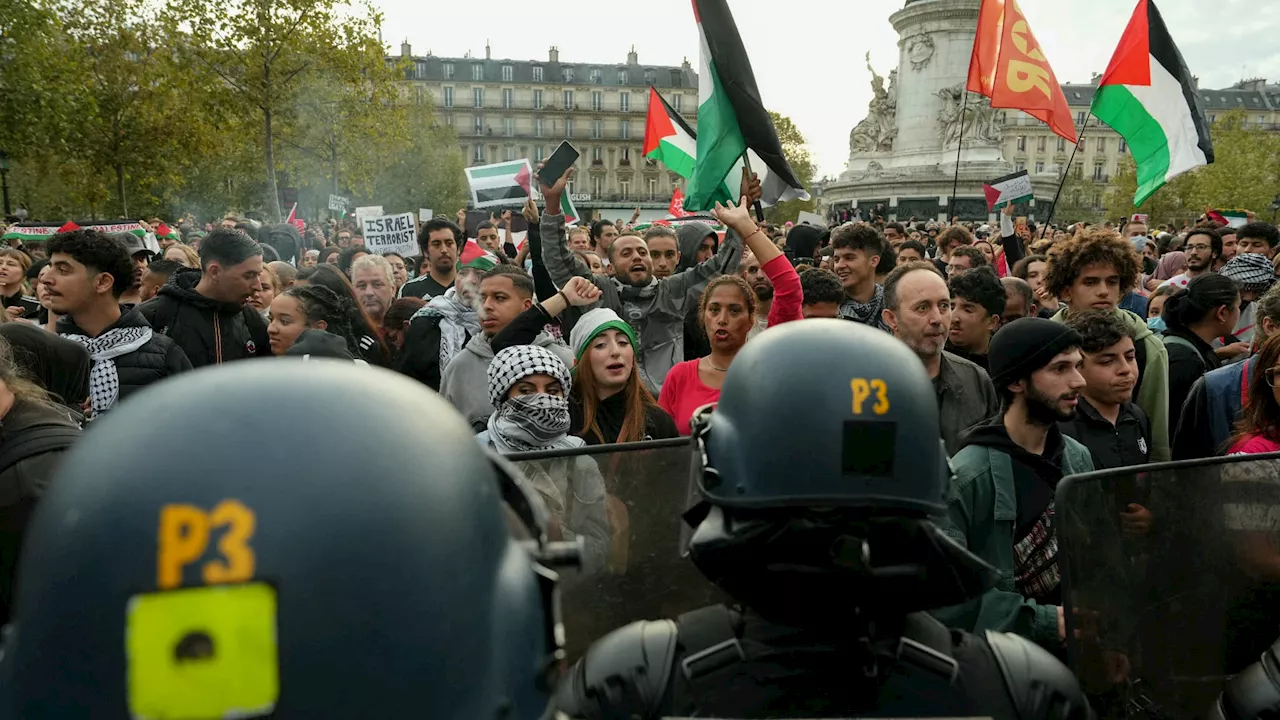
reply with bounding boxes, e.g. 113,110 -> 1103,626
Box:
399,218 -> 461,299
540,167 -> 758,390
395,257 -> 491,391
645,227 -> 681,280
351,255 -> 396,331
946,267 -> 1005,371
1159,227 -> 1220,291
933,318 -> 1094,651
882,262 -> 998,456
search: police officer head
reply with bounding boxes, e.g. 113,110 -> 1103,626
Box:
689,320 -> 996,625
0,361 -> 568,719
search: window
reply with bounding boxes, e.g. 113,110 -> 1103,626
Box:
1016,135 -> 1026,151
620,92 -> 630,112
622,147 -> 631,162
502,88 -> 513,109
1097,137 -> 1106,152
1073,163 -> 1083,180
620,119 -> 630,139
590,68 -> 601,84
649,178 -> 657,198
1093,164 -> 1105,181
534,117 -> 543,137
1016,162 -> 1026,172
502,65 -> 513,82
562,67 -> 574,82
1077,111 -> 1086,125
1035,161 -> 1044,174
533,89 -> 543,109
672,94 -> 682,112
532,66 -> 543,82
503,117 -> 513,136
473,144 -> 484,162
592,91 -> 602,111
592,119 -> 602,138
1119,138 -> 1127,153
1260,115 -> 1267,128
644,69 -> 656,84
443,63 -> 455,79
474,115 -> 483,134
504,145 -> 515,161
563,90 -> 574,108
1057,137 -> 1066,152
621,180 -> 630,197
473,87 -> 484,108
535,146 -> 545,162
415,61 -> 427,80
670,69 -> 682,87
565,118 -> 574,136
472,64 -> 483,81
443,87 -> 454,108
619,70 -> 628,85
1037,136 -> 1046,152
592,146 -> 602,162
593,176 -> 603,195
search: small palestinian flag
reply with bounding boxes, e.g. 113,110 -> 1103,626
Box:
458,241 -> 500,270
644,87 -> 697,179
465,160 -> 534,209
1090,0 -> 1212,206
983,170 -> 1034,211
557,193 -> 581,226
1207,209 -> 1249,228
155,222 -> 180,241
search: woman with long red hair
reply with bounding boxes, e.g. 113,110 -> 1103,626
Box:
568,308 -> 677,444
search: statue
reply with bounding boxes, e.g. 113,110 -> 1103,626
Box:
848,53 -> 898,154
936,83 -> 1003,148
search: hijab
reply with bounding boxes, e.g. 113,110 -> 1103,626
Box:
1152,251 -> 1187,282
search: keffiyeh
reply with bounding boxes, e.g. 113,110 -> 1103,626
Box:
1220,253 -> 1277,293
484,345 -> 578,452
838,284 -> 889,331
413,288 -> 480,371
487,344 -> 573,408
62,326 -> 152,416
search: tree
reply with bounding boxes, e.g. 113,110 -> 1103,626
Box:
1050,168 -> 1108,225
763,111 -> 816,225
166,0 -> 390,221
367,105 -> 469,219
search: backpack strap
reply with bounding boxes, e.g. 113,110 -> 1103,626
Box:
675,604 -> 745,686
0,423 -> 80,477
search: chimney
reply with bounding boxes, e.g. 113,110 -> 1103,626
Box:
682,57 -> 691,71
1192,75 -> 1200,90
627,46 -> 638,65
549,46 -> 559,63
485,39 -> 491,60
401,39 -> 411,58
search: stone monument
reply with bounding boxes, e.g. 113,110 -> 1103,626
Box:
822,0 -> 1052,222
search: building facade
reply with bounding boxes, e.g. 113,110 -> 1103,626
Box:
392,42 -> 699,220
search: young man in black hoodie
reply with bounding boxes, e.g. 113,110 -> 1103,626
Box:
934,318 -> 1095,651
45,229 -> 192,417
138,228 -> 270,368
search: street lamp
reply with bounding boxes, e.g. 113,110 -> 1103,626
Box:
0,151 -> 10,217
1271,194 -> 1279,224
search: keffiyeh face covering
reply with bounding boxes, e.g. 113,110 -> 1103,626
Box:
486,345 -> 575,452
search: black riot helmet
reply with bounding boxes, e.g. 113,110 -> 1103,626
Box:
695,319 -> 948,515
0,361 -> 573,719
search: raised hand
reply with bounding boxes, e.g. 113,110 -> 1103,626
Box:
501,209 -> 512,224
561,276 -> 602,306
712,196 -> 756,237
536,162 -> 574,198
521,197 -> 540,224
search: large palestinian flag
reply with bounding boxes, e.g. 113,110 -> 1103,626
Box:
1090,0 -> 1213,206
1,221 -> 146,244
686,0 -> 808,213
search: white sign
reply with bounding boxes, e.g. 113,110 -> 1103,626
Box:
569,193 -> 593,203
796,211 -> 826,227
328,194 -> 350,212
361,213 -> 418,257
1131,213 -> 1149,224
354,206 -> 383,234
419,208 -> 433,222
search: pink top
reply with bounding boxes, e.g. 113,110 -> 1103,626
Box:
1228,434 -> 1280,455
764,254 -> 803,327
659,359 -> 721,436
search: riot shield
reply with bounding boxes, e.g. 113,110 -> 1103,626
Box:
509,439 -> 725,660
1057,453 -> 1280,719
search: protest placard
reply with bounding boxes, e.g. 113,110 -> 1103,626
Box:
328,194 -> 350,212
796,211 -> 826,227
464,160 -> 533,209
419,208 -> 433,222
361,212 -> 418,257
354,206 -> 383,232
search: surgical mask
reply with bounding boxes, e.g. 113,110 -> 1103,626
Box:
1147,316 -> 1167,333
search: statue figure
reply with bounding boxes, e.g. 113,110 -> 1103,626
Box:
849,53 -> 898,154
935,84 -> 1003,148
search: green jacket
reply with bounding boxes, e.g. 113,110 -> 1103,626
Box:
931,435 -> 1095,649
1052,306 -> 1170,462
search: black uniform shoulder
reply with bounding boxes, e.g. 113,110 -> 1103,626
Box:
555,619 -> 678,720
985,630 -> 1093,720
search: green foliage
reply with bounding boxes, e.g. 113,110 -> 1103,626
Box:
763,111 -> 816,225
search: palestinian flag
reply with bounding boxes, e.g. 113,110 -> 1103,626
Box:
465,160 -> 534,208
155,222 -> 180,241
644,87 -> 697,179
983,170 -> 1034,211
686,0 -> 809,212
1,221 -> 145,244
557,193 -> 581,226
1207,209 -> 1249,228
1090,0 -> 1213,206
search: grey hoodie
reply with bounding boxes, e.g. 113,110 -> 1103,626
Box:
439,330 -> 576,430
675,221 -> 717,273
541,212 -> 741,391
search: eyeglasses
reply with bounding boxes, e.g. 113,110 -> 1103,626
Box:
1186,243 -> 1213,252
1267,367 -> 1280,388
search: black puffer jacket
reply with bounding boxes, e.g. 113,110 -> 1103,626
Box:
57,306 -> 193,406
137,268 -> 271,368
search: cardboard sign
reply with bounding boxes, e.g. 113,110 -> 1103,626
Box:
354,206 -> 383,234
328,194 -> 350,212
361,212 -> 418,257
419,208 -> 433,222
796,211 -> 826,227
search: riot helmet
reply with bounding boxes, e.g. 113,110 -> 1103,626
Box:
0,361 -> 572,719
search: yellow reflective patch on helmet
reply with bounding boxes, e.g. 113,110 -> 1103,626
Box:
126,582 -> 278,720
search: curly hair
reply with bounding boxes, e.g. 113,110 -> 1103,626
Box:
1043,227 -> 1141,299
698,274 -> 756,330
936,226 -> 973,253
47,229 -> 133,298
829,223 -> 886,258
1064,309 -> 1134,354
948,266 -> 1005,317
281,284 -> 360,356
801,268 -> 844,306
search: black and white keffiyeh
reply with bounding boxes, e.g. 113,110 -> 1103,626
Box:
484,345 -> 578,452
1221,253 -> 1277,293
486,344 -> 573,408
413,288 -> 480,370
838,284 -> 890,331
62,326 -> 152,416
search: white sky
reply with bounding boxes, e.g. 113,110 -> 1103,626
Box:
373,0 -> 1280,179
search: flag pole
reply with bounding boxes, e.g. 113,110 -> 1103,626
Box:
1039,114 -> 1091,238
948,91 -> 970,224
741,151 -> 765,223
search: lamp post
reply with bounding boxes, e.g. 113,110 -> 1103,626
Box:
0,151 -> 10,217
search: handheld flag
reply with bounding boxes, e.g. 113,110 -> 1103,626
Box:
1090,0 -> 1213,206
644,87 -> 697,179
983,170 -> 1034,211
465,160 -> 534,209
686,0 -> 809,212
285,203 -> 304,232
967,0 -> 1077,143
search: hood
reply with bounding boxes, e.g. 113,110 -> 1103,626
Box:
0,322 -> 91,408
786,224 -> 828,261
463,330 -> 496,360
284,329 -> 355,360
675,222 -> 716,272
1052,305 -> 1154,342
958,419 -> 1066,477
157,267 -> 246,314
266,223 -> 302,262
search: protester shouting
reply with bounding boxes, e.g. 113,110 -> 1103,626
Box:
46,230 -> 191,417
476,344 -> 609,571
396,257 -> 492,390
138,228 -> 271,367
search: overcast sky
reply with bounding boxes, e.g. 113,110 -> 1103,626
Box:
373,0 -> 1280,179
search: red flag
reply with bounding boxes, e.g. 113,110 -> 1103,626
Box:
669,188 -> 693,218
285,203 -> 304,232
967,0 -> 1077,143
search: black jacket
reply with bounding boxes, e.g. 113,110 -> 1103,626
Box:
1163,329 -> 1222,421
570,391 -> 679,445
137,268 -> 271,368
1059,397 -> 1151,470
396,314 -> 468,390
57,307 -> 192,406
0,323 -> 90,409
286,329 -> 357,360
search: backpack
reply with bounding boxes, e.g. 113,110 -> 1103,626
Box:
0,422 -> 80,477
1163,334 -> 1208,372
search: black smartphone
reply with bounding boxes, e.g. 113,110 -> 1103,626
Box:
537,141 -> 579,188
